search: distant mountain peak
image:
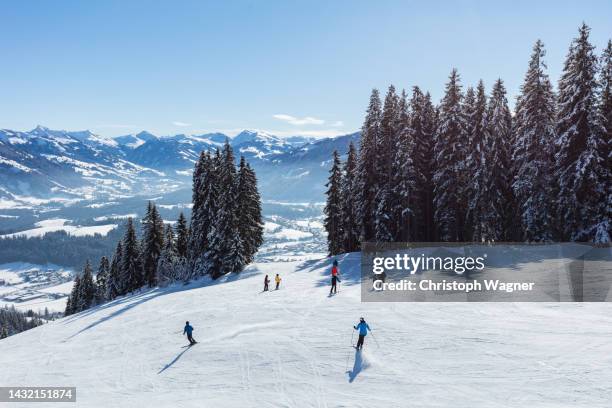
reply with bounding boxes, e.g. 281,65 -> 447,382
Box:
32,125 -> 50,133
232,129 -> 282,146
134,130 -> 157,140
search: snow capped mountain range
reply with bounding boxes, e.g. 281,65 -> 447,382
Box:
0,126 -> 360,207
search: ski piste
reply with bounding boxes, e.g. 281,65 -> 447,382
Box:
2,247 -> 612,406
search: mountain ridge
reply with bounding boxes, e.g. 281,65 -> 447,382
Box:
0,126 -> 360,205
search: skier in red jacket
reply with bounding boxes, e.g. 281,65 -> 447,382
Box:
329,259 -> 340,295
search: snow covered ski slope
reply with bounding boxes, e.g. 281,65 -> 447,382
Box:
1,253 -> 612,407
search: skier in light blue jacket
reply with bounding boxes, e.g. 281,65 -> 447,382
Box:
353,317 -> 371,350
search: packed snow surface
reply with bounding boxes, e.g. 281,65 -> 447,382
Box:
1,253 -> 611,407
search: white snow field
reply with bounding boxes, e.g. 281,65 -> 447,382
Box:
1,253 -> 612,407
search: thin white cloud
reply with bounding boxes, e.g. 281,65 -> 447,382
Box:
273,114 -> 325,126
330,120 -> 344,127
172,121 -> 192,127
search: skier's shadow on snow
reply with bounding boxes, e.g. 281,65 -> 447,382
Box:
157,346 -> 193,374
347,350 -> 368,383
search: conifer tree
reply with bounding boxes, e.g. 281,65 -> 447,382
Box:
65,276 -> 77,316
237,157 -> 264,264
64,295 -> 72,316
218,141 -> 245,276
480,79 -> 513,241
512,40 -> 557,242
175,212 -> 189,259
157,225 -> 178,286
420,92 -> 437,241
599,39 -> 612,232
375,86 -> 400,242
141,201 -> 164,287
107,241 -> 123,299
202,150 -> 224,278
391,89 -> 418,242
341,142 -> 360,252
324,150 -> 345,255
120,218 -> 143,292
95,256 -> 110,303
188,151 -> 213,276
464,81 -> 488,241
357,89 -> 382,243
66,274 -> 81,315
77,260 -> 95,311
189,150 -> 223,278
555,24 -> 609,242
433,69 -> 468,241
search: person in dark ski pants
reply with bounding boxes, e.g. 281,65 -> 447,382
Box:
183,321 -> 196,345
353,317 -> 371,350
264,275 -> 270,291
330,260 -> 340,295
275,274 -> 281,290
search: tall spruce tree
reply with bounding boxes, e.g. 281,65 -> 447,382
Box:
156,225 -> 178,286
464,81 -> 488,241
375,86 -> 400,242
77,260 -> 95,311
64,295 -> 72,316
65,274 -> 80,315
341,142 -> 360,252
236,157 -> 264,264
555,24 -> 610,242
203,150 -> 225,278
188,150 -> 217,278
141,202 -> 164,287
420,92 -> 437,241
325,150 -> 345,255
175,212 -> 189,259
107,241 -> 123,299
512,40 -> 557,242
95,256 -> 110,303
357,89 -> 382,243
188,151 -> 210,271
599,40 -> 612,234
480,79 -> 513,241
391,89 -> 418,242
217,141 -> 245,276
433,69 -> 468,241
120,218 -> 143,293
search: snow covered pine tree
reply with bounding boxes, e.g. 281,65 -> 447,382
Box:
555,24 -> 610,242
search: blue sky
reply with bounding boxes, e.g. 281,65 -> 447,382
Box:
1,0 -> 610,138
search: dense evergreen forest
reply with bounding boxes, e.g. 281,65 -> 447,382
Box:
0,228 -> 125,269
0,306 -> 45,339
325,24 -> 611,254
65,141 -> 264,316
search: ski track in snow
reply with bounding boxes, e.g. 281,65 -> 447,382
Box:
1,253 -> 612,407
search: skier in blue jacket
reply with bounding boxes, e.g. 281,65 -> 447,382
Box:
183,321 -> 196,345
353,317 -> 371,350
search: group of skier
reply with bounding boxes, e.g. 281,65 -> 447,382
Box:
183,259 -> 374,350
263,274 -> 282,291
